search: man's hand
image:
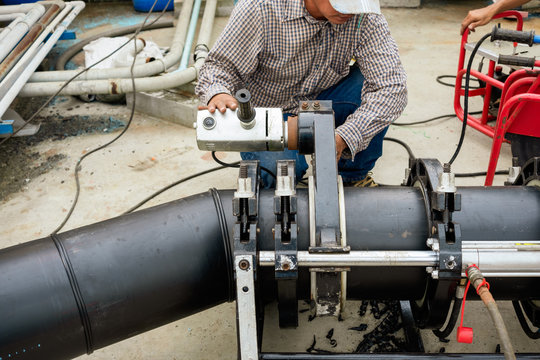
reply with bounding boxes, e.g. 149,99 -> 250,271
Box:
460,6 -> 497,35
198,93 -> 238,113
335,133 -> 347,162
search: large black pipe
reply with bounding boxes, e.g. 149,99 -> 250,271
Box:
0,186 -> 539,359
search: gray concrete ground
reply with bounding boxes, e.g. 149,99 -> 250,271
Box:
1,0 -> 540,358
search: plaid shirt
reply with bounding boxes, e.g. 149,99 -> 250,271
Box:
196,0 -> 407,157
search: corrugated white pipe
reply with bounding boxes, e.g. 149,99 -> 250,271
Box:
0,1 -> 72,99
28,0 -> 195,83
0,3 -> 46,63
18,0 -> 217,97
0,1 -> 85,118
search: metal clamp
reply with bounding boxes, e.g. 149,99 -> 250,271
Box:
405,159 -> 462,329
233,161 -> 260,257
235,255 -> 258,360
297,100 -> 349,317
273,160 -> 298,327
431,163 -> 462,280
233,161 -> 261,359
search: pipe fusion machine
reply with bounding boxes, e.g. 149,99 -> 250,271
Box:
1,90 -> 540,359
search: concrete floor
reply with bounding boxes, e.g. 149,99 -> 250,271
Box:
1,0 -> 540,358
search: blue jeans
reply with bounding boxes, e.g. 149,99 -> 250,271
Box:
241,66 -> 388,188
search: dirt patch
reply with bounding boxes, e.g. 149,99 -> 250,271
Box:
0,114 -> 125,201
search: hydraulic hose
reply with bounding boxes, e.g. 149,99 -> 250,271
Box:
467,266 -> 516,360
0,186 -> 539,359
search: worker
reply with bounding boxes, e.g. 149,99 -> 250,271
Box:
461,0 -> 532,35
196,0 -> 407,188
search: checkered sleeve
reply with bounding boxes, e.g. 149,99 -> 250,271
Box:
195,0 -> 264,105
335,14 -> 407,158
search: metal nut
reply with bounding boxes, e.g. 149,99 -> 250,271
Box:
301,102 -> 308,110
238,259 -> 250,271
313,101 -> 320,109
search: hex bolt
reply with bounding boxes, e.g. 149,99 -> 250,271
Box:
301,102 -> 309,110
202,117 -> 216,130
238,259 -> 250,271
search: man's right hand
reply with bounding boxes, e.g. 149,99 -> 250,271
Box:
198,93 -> 238,113
460,6 -> 497,35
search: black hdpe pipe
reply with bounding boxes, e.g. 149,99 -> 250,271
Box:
1,186 -> 539,359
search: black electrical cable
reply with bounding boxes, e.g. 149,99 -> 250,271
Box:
384,137 -> 510,178
122,164 -> 238,214
448,32 -> 492,165
211,151 -> 277,179
384,137 -> 415,159
455,170 -> 509,177
49,0 -> 173,234
392,111 -> 482,126
512,300 -> 540,339
433,298 -> 463,340
436,74 -> 481,89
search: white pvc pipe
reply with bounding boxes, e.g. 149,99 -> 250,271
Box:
0,13 -> 26,21
196,0 -> 217,54
0,1 -> 85,118
0,16 -> 24,42
0,3 -> 46,63
177,0 -> 202,70
0,4 -> 43,14
19,55 -> 205,96
28,0 -> 196,83
18,0 -> 218,97
0,2 -> 72,99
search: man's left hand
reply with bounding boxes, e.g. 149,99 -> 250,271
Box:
335,134 -> 347,162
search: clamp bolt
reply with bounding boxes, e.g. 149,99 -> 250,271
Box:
446,256 -> 456,270
238,259 -> 250,271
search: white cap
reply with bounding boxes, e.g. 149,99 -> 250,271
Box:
329,0 -> 381,14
